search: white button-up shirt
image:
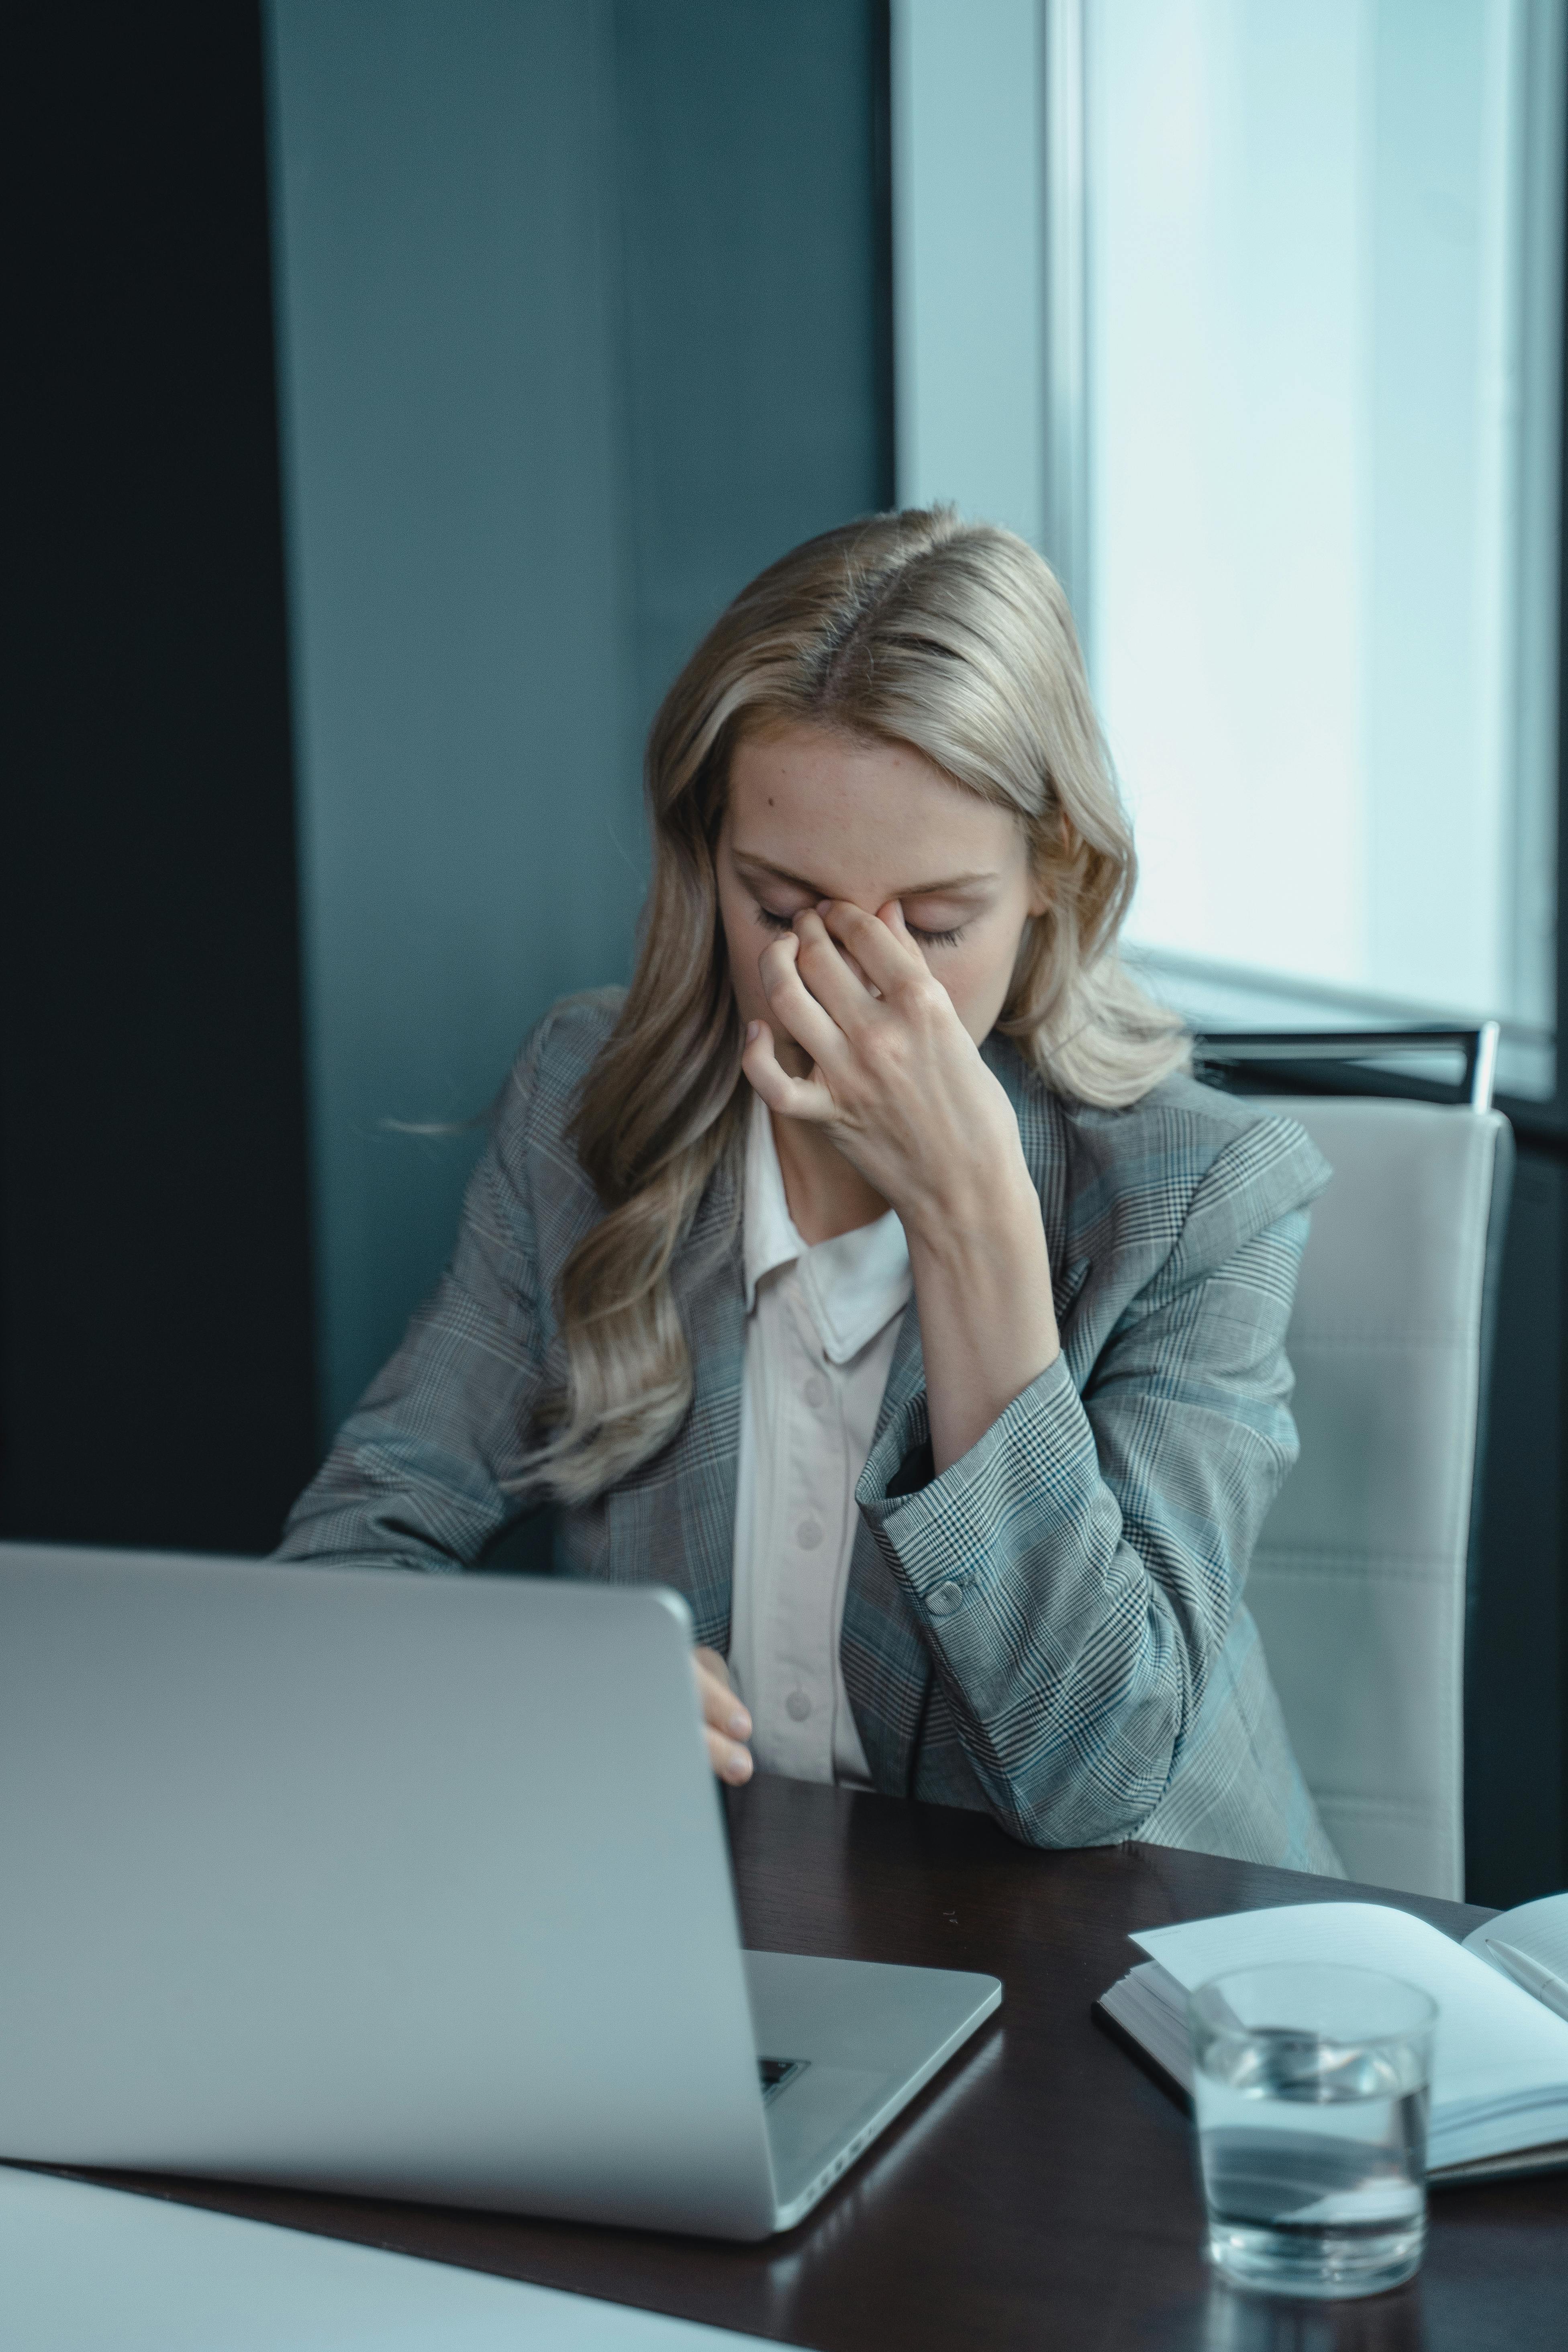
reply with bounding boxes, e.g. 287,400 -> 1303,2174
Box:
727,1095 -> 913,1786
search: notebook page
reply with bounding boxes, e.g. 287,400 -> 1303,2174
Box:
1132,1903 -> 1568,2114
1462,1891 -> 1568,1979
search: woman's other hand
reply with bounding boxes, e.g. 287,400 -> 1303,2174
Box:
693,1646 -> 753,1784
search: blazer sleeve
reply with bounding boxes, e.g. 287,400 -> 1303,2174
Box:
275,1021 -> 559,1572
854,1119 -> 1324,1848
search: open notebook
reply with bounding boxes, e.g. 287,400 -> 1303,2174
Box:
1095,1896 -> 1568,2185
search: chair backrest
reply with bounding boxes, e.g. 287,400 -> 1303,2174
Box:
1246,1097 -> 1513,1900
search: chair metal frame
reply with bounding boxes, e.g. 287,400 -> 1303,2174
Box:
1193,1021 -> 1501,1113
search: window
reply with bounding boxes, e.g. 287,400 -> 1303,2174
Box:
894,0 -> 1566,1096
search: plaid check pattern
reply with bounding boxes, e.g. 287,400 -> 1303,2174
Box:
280,992 -> 1342,1874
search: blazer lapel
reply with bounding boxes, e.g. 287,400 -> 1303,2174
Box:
841,1296 -> 934,1796
605,1163 -> 744,1653
986,1037 -> 1089,1323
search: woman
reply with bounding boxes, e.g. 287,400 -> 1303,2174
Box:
280,507 -> 1341,1874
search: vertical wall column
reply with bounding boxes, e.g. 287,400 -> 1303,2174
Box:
267,0 -> 890,1439
267,0 -> 642,1437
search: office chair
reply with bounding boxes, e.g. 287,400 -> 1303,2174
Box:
1196,1027 -> 1514,1900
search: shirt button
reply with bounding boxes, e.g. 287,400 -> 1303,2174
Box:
786,1690 -> 813,1722
796,1519 -> 824,1550
803,1373 -> 829,1407
927,1580 -> 964,1617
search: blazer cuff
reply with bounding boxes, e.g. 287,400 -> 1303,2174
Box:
855,1351 -> 1098,1621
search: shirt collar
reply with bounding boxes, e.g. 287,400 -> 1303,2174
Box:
742,1093 -> 912,1364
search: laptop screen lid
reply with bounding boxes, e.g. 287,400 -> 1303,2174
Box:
0,1546 -> 779,2238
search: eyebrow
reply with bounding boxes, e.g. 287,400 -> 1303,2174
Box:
731,853 -> 1000,898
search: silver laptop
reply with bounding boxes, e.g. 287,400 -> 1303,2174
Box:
0,1544 -> 1000,2239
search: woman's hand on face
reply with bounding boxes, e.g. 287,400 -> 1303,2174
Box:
740,900 -> 1030,1240
694,1646 -> 753,1784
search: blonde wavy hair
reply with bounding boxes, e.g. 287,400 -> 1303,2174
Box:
529,507 -> 1186,1503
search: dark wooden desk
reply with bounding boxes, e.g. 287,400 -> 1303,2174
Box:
67,1777 -> 1568,2349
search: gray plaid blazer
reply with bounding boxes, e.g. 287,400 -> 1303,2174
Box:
280,991 -> 1342,1875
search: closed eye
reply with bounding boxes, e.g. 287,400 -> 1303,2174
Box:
753,902 -> 966,950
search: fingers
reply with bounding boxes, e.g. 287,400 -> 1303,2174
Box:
693,1646 -> 753,1785
693,1644 -> 737,1697
741,1019 -> 835,1125
756,931 -> 851,1074
789,908 -> 881,1030
693,1646 -> 747,1730
705,1724 -> 753,1783
821,898 -> 930,999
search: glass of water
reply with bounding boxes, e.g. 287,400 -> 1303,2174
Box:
1189,1964 -> 1437,2300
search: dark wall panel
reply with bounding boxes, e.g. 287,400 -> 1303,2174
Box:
267,0 -> 892,1441
1466,1144 -> 1567,1904
266,0 -> 642,1442
5,4 -> 316,1553
613,0 -> 894,738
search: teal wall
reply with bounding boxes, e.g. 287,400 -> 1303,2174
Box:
265,0 -> 888,1437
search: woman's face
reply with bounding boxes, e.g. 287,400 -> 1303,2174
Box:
717,723 -> 1047,1060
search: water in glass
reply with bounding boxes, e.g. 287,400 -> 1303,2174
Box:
1190,1965 -> 1435,2300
